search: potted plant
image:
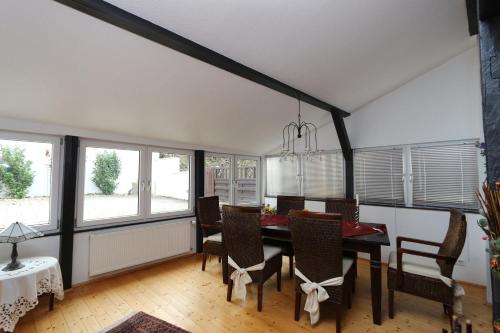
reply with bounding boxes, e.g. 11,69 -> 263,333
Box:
477,181 -> 500,329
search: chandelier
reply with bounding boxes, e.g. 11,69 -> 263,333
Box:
280,98 -> 320,161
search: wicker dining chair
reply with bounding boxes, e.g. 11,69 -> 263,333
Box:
263,195 -> 305,278
197,196 -> 225,273
325,198 -> 359,281
222,205 -> 282,311
289,210 -> 355,332
387,209 -> 467,330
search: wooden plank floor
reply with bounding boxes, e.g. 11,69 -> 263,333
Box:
13,255 -> 491,333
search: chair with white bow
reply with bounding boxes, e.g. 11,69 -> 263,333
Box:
222,205 -> 282,312
387,209 -> 467,331
289,210 -> 356,333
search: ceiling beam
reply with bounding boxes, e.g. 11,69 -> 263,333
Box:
53,0 -> 350,118
466,0 -> 479,35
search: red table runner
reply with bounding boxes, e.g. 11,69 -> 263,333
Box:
259,214 -> 384,238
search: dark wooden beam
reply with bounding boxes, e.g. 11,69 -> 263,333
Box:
53,0 -> 349,118
331,113 -> 354,199
194,150 -> 205,253
466,0 -> 479,35
478,0 -> 500,21
59,135 -> 79,289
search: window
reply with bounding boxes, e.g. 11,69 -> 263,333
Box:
353,140 -> 479,211
151,150 -> 191,214
410,142 -> 478,210
266,156 -> 299,196
77,140 -> 194,227
265,151 -> 345,198
204,154 -> 260,206
0,131 -> 61,231
354,148 -> 404,205
303,151 -> 344,198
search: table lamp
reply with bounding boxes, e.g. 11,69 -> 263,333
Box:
0,222 -> 43,271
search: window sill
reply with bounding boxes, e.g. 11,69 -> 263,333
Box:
74,214 -> 196,233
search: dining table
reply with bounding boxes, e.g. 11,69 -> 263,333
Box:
259,214 -> 390,326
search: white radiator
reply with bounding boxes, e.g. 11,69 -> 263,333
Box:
89,220 -> 191,276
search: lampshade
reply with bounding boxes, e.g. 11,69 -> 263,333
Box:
0,222 -> 43,244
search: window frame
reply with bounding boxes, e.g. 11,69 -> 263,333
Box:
147,146 -> 194,219
353,139 -> 481,212
0,130 -> 62,232
264,150 -> 345,199
76,140 -> 195,229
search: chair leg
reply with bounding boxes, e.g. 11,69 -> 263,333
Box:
227,279 -> 233,302
257,283 -> 263,312
388,289 -> 394,319
289,255 -> 293,278
202,253 -> 207,271
346,289 -> 352,309
443,303 -> 448,315
218,257 -> 221,263
294,290 -> 301,321
446,305 -> 454,331
277,270 -> 282,292
335,304 -> 342,333
351,273 -> 356,293
49,293 -> 55,311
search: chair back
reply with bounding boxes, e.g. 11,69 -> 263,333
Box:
437,209 -> 467,277
276,195 -> 305,215
289,210 -> 343,283
197,196 -> 221,237
222,205 -> 264,268
325,198 -> 357,222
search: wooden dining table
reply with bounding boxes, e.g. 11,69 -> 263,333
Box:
260,222 -> 390,325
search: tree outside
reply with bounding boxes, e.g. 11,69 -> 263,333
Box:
92,151 -> 122,195
0,146 -> 35,199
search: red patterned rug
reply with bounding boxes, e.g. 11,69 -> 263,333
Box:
101,311 -> 190,333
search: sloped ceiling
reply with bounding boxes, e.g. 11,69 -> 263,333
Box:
0,0 -> 474,154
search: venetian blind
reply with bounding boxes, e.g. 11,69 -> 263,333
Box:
410,142 -> 478,210
265,156 -> 299,196
354,148 -> 405,205
303,151 -> 344,198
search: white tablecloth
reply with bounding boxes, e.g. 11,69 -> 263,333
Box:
0,256 -> 64,332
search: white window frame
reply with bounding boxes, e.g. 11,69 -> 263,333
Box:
234,155 -> 261,206
0,131 -> 62,232
147,146 -> 194,219
264,150 -> 345,199
353,139 -> 480,211
76,140 -> 195,228
205,152 -> 261,206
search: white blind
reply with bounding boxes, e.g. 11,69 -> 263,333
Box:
411,142 -> 478,210
354,148 -> 404,205
303,151 -> 344,198
266,156 -> 299,196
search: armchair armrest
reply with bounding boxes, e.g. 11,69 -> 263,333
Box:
396,247 -> 456,287
397,236 -> 442,249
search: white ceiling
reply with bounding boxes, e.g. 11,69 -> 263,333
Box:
106,0 -> 475,111
0,0 -> 473,154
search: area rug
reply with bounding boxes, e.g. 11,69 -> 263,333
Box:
99,311 -> 190,333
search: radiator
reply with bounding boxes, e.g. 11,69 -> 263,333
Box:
89,220 -> 191,276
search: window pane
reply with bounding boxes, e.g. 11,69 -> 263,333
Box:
266,156 -> 299,196
354,148 -> 404,205
303,152 -> 344,198
235,158 -> 258,205
83,147 -> 139,221
0,139 -> 53,229
205,156 -> 231,205
151,152 -> 190,214
411,143 -> 478,209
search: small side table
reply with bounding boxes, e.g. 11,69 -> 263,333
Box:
0,256 -> 64,332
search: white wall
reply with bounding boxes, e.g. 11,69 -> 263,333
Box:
0,235 -> 60,261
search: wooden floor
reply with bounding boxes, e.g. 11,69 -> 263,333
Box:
13,255 -> 491,333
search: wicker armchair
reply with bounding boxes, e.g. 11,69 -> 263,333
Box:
222,205 -> 282,311
387,209 -> 467,330
325,199 -> 359,281
289,210 -> 355,332
263,195 -> 305,278
197,196 -> 225,274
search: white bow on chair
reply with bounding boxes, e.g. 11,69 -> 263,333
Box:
228,256 -> 265,300
295,268 -> 344,325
